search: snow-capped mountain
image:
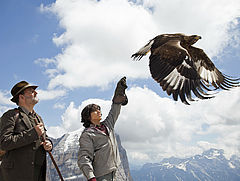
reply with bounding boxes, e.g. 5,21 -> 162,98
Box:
45,129 -> 240,181
46,129 -> 133,181
131,148 -> 240,181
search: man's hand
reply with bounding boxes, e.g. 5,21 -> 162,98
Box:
34,123 -> 45,137
112,76 -> 128,105
42,140 -> 52,151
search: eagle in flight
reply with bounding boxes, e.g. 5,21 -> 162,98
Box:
131,33 -> 240,105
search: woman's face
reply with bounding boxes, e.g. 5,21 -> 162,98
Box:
90,109 -> 102,126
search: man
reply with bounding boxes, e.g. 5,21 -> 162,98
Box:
78,77 -> 128,181
0,81 -> 52,181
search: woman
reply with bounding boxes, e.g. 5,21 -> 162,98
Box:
78,77 -> 128,181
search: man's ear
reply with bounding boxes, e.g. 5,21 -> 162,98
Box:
19,94 -> 24,101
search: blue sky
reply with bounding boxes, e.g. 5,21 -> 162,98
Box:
1,0 -> 240,166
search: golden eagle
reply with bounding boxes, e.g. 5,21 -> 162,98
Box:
131,33 -> 239,105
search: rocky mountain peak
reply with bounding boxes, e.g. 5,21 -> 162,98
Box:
46,129 -> 133,181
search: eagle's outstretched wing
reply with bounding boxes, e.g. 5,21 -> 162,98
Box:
132,33 -> 239,105
149,39 -> 213,105
188,46 -> 240,90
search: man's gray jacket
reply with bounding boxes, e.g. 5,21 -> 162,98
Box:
77,103 -> 121,180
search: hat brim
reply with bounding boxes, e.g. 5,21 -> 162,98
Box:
11,85 -> 38,103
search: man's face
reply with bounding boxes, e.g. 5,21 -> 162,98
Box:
22,87 -> 39,105
90,109 -> 102,126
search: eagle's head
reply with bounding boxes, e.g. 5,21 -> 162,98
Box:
161,33 -> 201,45
182,35 -> 201,46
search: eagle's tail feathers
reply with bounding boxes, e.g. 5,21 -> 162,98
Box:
131,40 -> 154,61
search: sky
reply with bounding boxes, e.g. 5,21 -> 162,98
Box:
0,0 -> 240,167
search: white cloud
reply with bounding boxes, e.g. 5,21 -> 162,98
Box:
35,58 -> 56,68
47,98 -> 112,138
46,125 -> 66,139
53,102 -> 66,109
0,90 -> 13,105
39,0 -> 240,90
37,89 -> 67,101
147,0 -> 240,56
0,105 -> 12,118
0,84 -> 68,105
0,90 -> 14,116
48,86 -> 240,164
38,0 -> 240,165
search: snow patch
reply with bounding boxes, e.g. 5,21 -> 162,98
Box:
64,128 -> 83,152
162,162 -> 174,169
176,162 -> 187,171
204,150 -> 221,159
228,162 -> 236,169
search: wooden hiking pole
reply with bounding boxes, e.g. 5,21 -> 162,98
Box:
46,150 -> 64,181
34,118 -> 65,181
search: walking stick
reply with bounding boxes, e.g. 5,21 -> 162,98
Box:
46,150 -> 64,181
34,118 -> 65,181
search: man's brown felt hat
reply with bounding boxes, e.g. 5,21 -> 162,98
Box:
11,81 -> 38,103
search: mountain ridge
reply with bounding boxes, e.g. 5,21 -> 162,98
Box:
46,129 -> 133,181
131,148 -> 240,181
45,128 -> 240,181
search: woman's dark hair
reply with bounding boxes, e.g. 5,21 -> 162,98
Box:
81,104 -> 101,128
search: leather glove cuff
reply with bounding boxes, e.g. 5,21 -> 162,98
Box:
112,77 -> 128,105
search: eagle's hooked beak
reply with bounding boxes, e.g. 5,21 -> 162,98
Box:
195,35 -> 201,40
191,35 -> 201,44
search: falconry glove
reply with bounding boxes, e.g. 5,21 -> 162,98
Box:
112,76 -> 128,106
